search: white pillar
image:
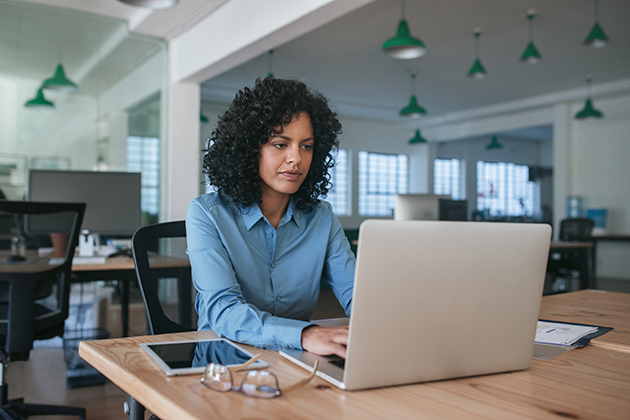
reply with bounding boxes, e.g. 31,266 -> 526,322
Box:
165,81 -> 200,221
552,103 -> 572,240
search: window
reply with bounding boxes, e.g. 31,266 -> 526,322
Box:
358,151 -> 409,216
434,158 -> 462,200
476,161 -> 534,217
127,136 -> 160,224
324,149 -> 350,216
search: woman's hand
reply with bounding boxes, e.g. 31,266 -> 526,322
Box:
301,326 -> 349,358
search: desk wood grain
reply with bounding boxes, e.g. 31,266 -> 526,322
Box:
539,290 -> 630,352
71,256 -> 135,272
80,300 -> 630,420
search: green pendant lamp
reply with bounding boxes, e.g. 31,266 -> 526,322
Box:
485,136 -> 503,150
267,50 -> 274,78
520,11 -> 541,63
575,77 -> 604,120
409,128 -> 427,144
468,29 -> 487,78
200,112 -> 209,124
24,87 -> 54,109
400,72 -> 427,118
383,0 -> 426,60
117,0 -> 178,9
42,64 -> 78,92
584,0 -> 609,48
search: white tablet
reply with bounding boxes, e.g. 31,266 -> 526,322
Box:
140,338 -> 268,376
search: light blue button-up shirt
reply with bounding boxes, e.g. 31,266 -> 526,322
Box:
186,192 -> 355,350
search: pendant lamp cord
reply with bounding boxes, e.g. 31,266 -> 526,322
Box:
474,31 -> 481,59
410,71 -> 417,95
528,14 -> 534,42
268,50 -> 273,76
401,0 -> 405,19
594,0 -> 599,23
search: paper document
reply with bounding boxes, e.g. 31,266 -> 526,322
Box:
535,321 -> 598,346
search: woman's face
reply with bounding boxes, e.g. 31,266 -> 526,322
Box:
259,112 -> 314,202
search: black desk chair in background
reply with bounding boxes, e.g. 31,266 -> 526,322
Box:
0,201 -> 86,420
547,218 -> 595,294
131,220 -> 196,335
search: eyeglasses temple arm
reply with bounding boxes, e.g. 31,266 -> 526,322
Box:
231,353 -> 263,372
282,359 -> 319,395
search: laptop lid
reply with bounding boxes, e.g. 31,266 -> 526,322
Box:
342,220 -> 551,390
282,220 -> 551,391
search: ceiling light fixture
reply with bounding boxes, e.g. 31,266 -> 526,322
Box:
267,50 -> 274,78
382,0 -> 426,59
485,136 -> 503,150
117,0 -> 178,10
42,63 -> 78,92
409,128 -> 427,144
200,112 -> 209,124
584,0 -> 609,48
400,71 -> 427,118
575,76 -> 604,120
24,87 -> 54,109
520,11 -> 541,64
468,29 -> 487,78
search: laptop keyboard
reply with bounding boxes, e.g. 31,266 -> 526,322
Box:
327,355 -> 345,370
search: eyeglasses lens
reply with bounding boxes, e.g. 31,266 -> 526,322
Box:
239,370 -> 280,399
202,363 -> 233,392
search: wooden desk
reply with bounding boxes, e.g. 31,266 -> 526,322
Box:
80,291 -> 630,420
539,290 -> 630,352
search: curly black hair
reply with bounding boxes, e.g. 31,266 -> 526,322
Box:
203,77 -> 342,212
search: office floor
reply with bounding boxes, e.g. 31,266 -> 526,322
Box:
6,289 -> 346,420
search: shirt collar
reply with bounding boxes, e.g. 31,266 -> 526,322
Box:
241,197 -> 302,231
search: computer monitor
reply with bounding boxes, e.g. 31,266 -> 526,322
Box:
439,199 -> 468,221
28,170 -> 141,236
394,194 -> 451,221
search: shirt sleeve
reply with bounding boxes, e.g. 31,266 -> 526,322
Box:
186,199 -> 312,350
321,205 -> 355,316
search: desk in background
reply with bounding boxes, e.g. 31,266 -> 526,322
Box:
72,256 -> 136,337
548,241 -> 594,290
80,290 -> 630,420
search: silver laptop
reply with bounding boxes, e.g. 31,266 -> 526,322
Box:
280,220 -> 551,391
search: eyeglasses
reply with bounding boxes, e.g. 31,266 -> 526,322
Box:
201,353 -> 319,399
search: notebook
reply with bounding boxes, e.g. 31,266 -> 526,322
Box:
280,220 -> 551,391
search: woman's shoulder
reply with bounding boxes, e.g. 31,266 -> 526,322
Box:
188,192 -> 237,218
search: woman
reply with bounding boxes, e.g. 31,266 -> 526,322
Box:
186,78 -> 354,358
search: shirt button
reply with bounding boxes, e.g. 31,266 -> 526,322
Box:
271,263 -> 276,268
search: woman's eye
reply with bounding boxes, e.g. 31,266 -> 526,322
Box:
273,143 -> 286,149
302,144 -> 314,151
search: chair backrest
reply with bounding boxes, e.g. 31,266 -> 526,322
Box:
559,218 -> 595,242
132,220 -> 196,335
0,201 -> 85,360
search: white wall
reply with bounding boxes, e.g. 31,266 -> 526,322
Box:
569,93 -> 630,234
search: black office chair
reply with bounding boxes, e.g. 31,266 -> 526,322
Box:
546,218 -> 595,294
559,218 -> 595,242
131,220 -> 196,335
0,201 -> 86,420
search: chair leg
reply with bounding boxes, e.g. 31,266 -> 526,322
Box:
10,402 -> 86,420
0,406 -> 22,420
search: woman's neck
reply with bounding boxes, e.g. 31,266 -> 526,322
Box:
259,189 -> 291,229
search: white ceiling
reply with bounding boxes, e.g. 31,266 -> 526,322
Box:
201,0 -> 630,133
3,0 -> 629,141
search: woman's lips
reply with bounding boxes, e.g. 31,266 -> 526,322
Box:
281,170 -> 301,180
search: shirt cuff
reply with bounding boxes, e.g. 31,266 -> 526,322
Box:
261,317 -> 314,350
